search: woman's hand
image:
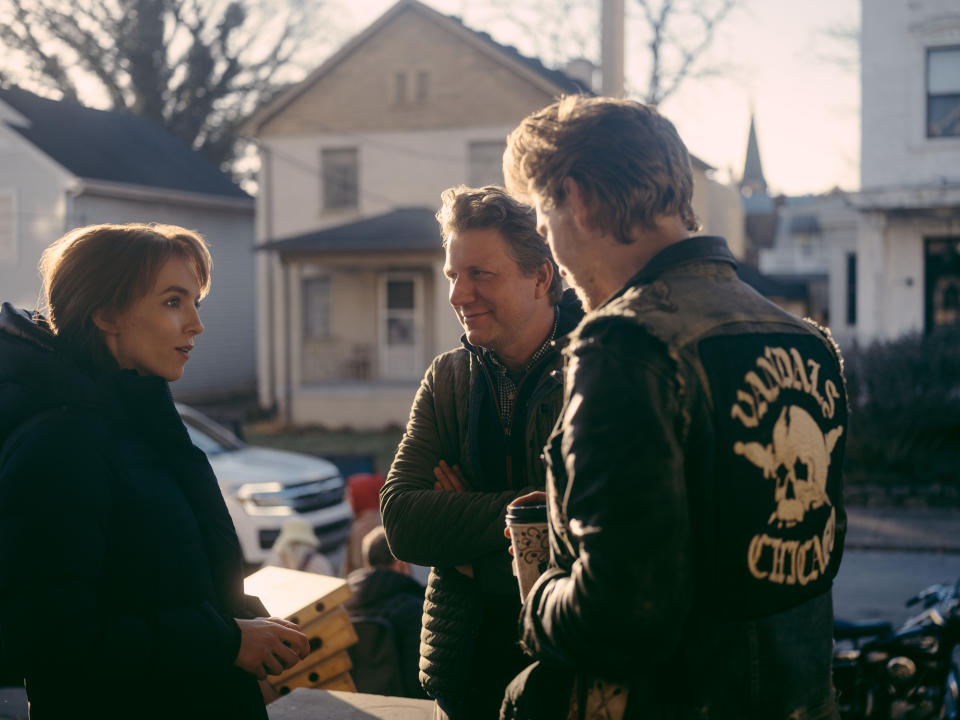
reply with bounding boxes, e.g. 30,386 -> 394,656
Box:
234,617 -> 309,680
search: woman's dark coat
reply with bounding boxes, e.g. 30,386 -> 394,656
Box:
0,303 -> 266,719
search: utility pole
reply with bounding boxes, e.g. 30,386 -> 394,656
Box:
601,0 -> 625,97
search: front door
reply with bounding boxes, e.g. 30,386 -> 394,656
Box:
379,273 -> 423,379
925,237 -> 960,332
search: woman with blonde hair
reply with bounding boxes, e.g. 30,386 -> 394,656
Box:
0,224 -> 308,719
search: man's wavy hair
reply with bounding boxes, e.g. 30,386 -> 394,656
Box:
436,185 -> 562,304
504,95 -> 700,244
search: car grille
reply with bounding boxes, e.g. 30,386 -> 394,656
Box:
292,487 -> 345,513
258,518 -> 352,551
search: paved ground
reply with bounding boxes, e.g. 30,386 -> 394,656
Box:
845,506 -> 960,553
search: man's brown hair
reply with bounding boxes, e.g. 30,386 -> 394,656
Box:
436,185 -> 562,304
503,95 -> 699,243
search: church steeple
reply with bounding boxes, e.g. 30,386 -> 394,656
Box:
740,113 -> 767,196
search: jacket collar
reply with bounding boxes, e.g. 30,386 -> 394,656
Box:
604,235 -> 736,309
0,302 -> 56,352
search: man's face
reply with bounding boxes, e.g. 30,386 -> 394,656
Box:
443,227 -> 546,358
533,193 -> 591,307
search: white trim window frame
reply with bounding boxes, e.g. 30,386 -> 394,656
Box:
927,45 -> 960,138
302,275 -> 332,340
320,147 -> 359,212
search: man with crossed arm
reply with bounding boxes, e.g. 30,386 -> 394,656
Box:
380,185 -> 582,720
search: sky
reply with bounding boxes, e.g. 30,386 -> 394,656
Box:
334,0 -> 862,197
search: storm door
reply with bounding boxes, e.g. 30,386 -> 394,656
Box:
378,273 -> 423,379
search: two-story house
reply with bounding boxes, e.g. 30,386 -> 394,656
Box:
852,0 -> 960,343
0,86 -> 257,400
244,0 -> 745,429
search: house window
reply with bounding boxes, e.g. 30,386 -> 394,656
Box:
846,253 -> 857,326
303,277 -> 331,339
394,72 -> 407,105
415,71 -> 429,103
321,148 -> 358,211
0,192 -> 15,263
468,141 -> 506,187
927,46 -> 960,138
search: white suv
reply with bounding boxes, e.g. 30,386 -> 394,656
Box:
176,404 -> 353,565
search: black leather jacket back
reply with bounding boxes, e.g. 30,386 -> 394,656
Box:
519,237 -> 847,720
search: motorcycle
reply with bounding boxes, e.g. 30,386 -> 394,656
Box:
833,578 -> 960,719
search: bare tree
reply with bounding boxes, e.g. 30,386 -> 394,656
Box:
630,0 -> 740,105
816,23 -> 860,72
475,0 -> 743,106
470,0 -> 599,70
0,0 -> 328,169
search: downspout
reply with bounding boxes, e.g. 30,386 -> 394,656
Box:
284,259 -> 294,425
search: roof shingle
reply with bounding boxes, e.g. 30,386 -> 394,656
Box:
0,86 -> 248,199
261,207 -> 441,254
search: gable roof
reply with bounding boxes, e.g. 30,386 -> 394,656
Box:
243,0 -> 587,135
0,86 -> 248,200
261,207 -> 440,254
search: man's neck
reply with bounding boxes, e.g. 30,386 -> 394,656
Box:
578,216 -> 690,310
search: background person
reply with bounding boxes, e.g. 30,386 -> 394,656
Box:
345,526 -> 426,699
343,472 -> 386,576
267,518 -> 335,575
0,224 -> 308,719
501,95 -> 848,719
380,186 -> 582,720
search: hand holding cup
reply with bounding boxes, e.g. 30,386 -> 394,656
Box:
505,492 -> 549,600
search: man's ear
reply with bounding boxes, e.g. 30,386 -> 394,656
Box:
562,176 -> 591,230
533,258 -> 554,300
92,308 -> 119,335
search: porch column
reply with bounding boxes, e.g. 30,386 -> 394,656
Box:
856,210 -> 887,346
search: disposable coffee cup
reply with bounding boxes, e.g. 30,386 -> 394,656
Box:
505,502 -> 549,600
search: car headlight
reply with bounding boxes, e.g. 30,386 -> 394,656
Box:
235,477 -> 346,516
236,482 -> 295,516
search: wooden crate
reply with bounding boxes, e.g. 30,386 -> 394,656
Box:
271,607 -> 359,685
244,566 -> 353,627
319,672 -> 357,692
273,651 -> 353,696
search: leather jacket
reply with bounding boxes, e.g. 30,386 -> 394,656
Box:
511,237 -> 847,720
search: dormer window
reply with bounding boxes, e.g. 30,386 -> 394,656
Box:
416,71 -> 429,103
927,46 -> 960,138
394,72 -> 407,105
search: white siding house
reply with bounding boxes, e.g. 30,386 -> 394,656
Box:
0,87 -> 256,400
759,193 -> 860,347
853,0 -> 960,343
244,0 -> 746,430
